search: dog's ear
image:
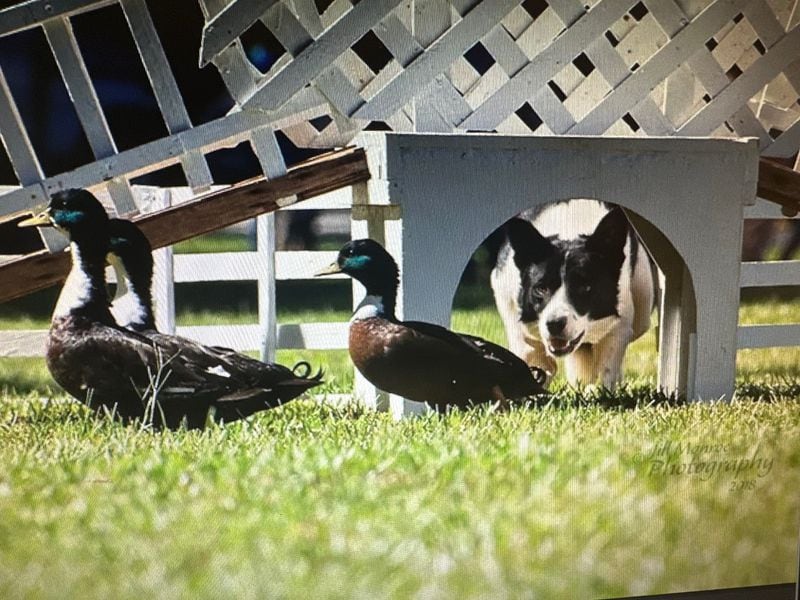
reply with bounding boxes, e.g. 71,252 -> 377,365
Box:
506,218 -> 554,269
586,206 -> 629,256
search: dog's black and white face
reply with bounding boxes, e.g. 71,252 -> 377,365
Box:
506,206 -> 629,357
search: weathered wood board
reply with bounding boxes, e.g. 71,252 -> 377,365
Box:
0,146 -> 368,304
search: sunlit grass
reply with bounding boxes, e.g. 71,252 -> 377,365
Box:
0,392 -> 797,599
0,289 -> 798,598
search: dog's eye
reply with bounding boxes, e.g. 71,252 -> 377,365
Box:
578,284 -> 592,295
532,285 -> 548,298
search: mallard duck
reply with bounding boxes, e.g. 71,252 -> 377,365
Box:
107,218 -> 157,331
19,189 -> 322,429
315,239 -> 547,411
106,216 -> 321,399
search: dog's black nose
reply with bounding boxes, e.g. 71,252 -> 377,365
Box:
546,317 -> 567,336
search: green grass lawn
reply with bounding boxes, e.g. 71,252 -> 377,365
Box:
0,394 -> 797,599
0,290 -> 798,598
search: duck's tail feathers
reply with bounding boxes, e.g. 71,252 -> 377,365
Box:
292,361 -> 312,377
291,361 -> 325,381
291,361 -> 325,384
276,366 -> 324,398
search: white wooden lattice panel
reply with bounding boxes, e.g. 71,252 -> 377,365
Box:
196,0 -> 800,156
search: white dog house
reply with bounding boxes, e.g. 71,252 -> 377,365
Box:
0,0 -> 798,414
353,132 -> 758,413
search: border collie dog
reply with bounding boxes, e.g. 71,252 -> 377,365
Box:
491,199 -> 655,388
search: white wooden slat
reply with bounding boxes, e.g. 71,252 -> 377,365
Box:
42,16 -> 139,214
0,330 -> 46,357
530,84 -> 577,133
373,13 -> 422,66
120,0 -> 214,192
244,0 -> 406,111
742,1 -> 786,47
514,7 -> 568,60
314,60 -> 367,117
256,212 -> 278,361
0,0 -> 117,37
480,23 -> 528,77
353,0 -> 520,121
261,5 -> 374,135
199,0 -> 280,67
281,186 -> 353,210
737,324 -> 800,348
261,3 -> 313,55
580,25 -> 674,135
248,123 -> 286,184
463,63 -> 510,109
679,24 -> 800,136
205,42 -> 263,101
276,322 -> 349,350
0,321 -> 352,356
450,56 -> 485,100
174,322 -> 349,351
421,74 -> 474,128
361,58 -> 405,101
740,260 -> 800,287
106,179 -> 138,216
648,1 -> 768,142
547,0 -> 585,28
570,0 -> 752,135
411,0 -> 452,133
274,251 -> 344,280
413,82 -> 454,132
459,0 -> 635,131
726,105 -> 772,147
42,17 -> 117,159
249,126 -> 286,362
258,7 -> 367,133
499,4 -> 532,38
0,67 -> 44,185
0,111 -> 265,218
321,0 -> 355,27
173,251 -> 343,282
175,324 -> 261,352
291,0 -> 324,37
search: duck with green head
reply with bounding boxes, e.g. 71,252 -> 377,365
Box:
316,239 -> 547,411
106,216 -> 321,399
19,189 -> 321,429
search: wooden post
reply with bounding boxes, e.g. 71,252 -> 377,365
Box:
250,127 -> 288,363
150,189 -> 176,334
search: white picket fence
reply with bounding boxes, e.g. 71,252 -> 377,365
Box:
0,0 -> 798,365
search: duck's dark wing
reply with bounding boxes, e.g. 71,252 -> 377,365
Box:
141,330 -> 322,392
354,319 -> 544,407
50,323 -> 320,429
49,323 -> 232,422
402,320 -> 530,371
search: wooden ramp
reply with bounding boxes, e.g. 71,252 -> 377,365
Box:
0,146 -> 369,304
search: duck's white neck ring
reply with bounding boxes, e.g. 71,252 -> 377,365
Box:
53,242 -> 112,321
351,295 -> 386,321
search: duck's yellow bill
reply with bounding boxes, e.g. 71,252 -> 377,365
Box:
17,211 -> 52,228
314,262 -> 342,276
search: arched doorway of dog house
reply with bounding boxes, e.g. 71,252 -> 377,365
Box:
449,198 -> 694,394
